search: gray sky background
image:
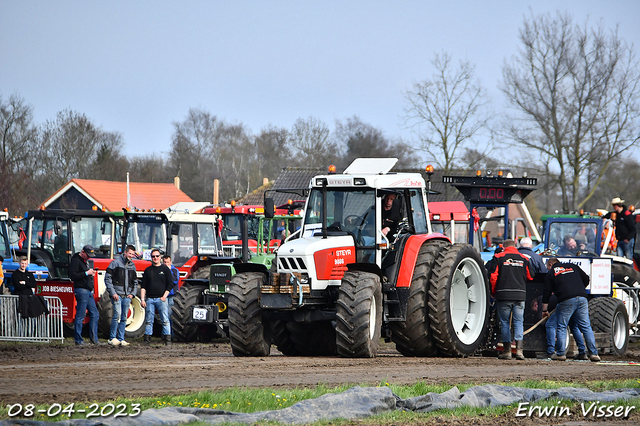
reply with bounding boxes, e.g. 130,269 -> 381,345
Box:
1,1 -> 638,160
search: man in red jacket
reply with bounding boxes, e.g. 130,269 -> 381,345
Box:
488,239 -> 534,360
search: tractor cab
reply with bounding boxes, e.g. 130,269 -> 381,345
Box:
123,209 -> 231,282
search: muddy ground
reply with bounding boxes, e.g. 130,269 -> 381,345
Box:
1,339 -> 640,425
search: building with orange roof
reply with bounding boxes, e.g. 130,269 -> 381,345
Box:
42,178 -> 194,211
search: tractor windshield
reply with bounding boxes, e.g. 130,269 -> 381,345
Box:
126,222 -> 166,259
305,188 -> 376,246
546,221 -> 598,253
70,217 -> 113,257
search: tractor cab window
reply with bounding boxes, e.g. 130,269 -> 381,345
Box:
197,223 -> 221,256
409,190 -> 427,234
71,217 -> 113,258
304,188 -> 376,247
546,221 -> 598,253
171,223 -> 194,267
0,222 -> 9,261
126,221 -> 165,259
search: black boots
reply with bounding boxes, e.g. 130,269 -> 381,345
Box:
163,334 -> 171,346
143,334 -> 151,344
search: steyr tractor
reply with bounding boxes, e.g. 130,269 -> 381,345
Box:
171,204 -> 302,342
228,158 -> 491,358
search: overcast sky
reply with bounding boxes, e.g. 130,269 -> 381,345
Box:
1,1 -> 638,160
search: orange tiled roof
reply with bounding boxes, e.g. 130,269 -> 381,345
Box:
44,179 -> 194,211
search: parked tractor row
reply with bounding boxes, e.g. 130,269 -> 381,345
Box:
5,158 -> 637,359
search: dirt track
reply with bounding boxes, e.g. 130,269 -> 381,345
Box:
1,338 -> 640,406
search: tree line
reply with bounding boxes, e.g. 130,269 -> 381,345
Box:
1,11 -> 638,218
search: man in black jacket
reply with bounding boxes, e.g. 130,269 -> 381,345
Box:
604,197 -> 636,259
140,248 -> 174,345
542,257 -> 600,362
69,245 -> 101,346
12,256 -> 37,295
488,239 -> 534,360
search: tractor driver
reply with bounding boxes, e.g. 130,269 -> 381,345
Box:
381,192 -> 402,243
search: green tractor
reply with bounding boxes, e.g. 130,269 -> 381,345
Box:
171,212 -> 302,342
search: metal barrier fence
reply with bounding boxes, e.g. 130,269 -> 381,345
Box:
0,295 -> 64,343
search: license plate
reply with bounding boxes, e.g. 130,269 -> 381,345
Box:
192,308 -> 208,320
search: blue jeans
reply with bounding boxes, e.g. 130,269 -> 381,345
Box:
545,311 -> 586,355
617,238 -> 634,260
555,296 -> 598,356
167,296 -> 174,337
497,300 -> 525,342
110,296 -> 132,341
74,288 -> 99,344
145,298 -> 171,336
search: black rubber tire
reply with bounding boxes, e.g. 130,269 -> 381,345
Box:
191,267 -> 210,280
589,297 -> 629,356
428,244 -> 490,357
287,321 -> 337,356
97,291 -> 112,338
611,262 -> 640,324
171,282 -> 204,342
228,272 -> 271,357
96,290 -> 145,340
271,320 -> 299,355
336,270 -> 382,358
390,239 -> 449,356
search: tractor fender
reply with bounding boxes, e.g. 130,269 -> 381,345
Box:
346,262 -> 382,278
235,262 -> 269,275
395,234 -> 450,288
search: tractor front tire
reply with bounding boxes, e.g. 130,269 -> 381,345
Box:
172,282 -> 204,342
390,238 -> 448,356
428,244 -> 490,357
589,297 -> 629,356
336,271 -> 382,358
228,272 -> 271,357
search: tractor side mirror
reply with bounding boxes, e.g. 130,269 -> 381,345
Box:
170,223 -> 180,235
265,198 -> 275,219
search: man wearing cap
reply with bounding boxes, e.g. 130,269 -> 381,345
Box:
604,197 -> 636,259
69,245 -> 101,346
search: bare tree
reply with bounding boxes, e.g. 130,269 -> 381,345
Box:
35,109 -> 106,197
501,11 -> 640,212
334,116 -> 415,171
403,52 -> 493,197
0,93 -> 39,213
289,117 -> 340,167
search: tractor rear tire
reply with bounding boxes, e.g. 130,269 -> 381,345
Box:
228,272 -> 271,357
287,321 -> 337,356
428,244 -> 490,357
390,238 -> 448,356
589,297 -> 629,356
336,271 -> 382,358
97,291 -> 112,338
172,282 -> 204,342
611,263 -> 640,325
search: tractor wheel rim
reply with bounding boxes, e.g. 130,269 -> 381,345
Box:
449,257 -> 486,345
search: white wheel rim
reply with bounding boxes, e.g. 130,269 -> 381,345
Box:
612,310 -> 627,350
449,257 -> 487,345
126,297 -> 146,332
369,294 -> 377,341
